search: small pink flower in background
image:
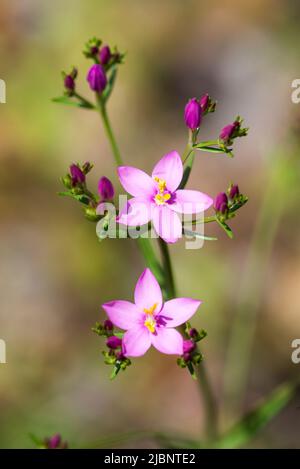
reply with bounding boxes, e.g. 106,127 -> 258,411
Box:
117,151 -> 213,243
102,268 -> 201,357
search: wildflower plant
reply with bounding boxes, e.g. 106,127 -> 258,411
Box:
53,37 -> 259,444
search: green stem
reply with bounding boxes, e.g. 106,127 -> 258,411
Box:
158,238 -> 218,441
97,97 -> 123,166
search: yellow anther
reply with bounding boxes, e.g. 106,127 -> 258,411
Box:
144,316 -> 156,333
154,192 -> 171,206
143,303 -> 157,315
154,177 -> 167,193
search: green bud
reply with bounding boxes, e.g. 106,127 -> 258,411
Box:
177,357 -> 187,368
61,174 -> 72,189
84,207 -> 101,222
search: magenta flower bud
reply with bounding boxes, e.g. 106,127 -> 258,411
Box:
189,328 -> 198,339
116,351 -> 125,360
183,352 -> 192,362
99,45 -> 111,65
64,75 -> 75,92
106,335 -> 122,349
214,192 -> 228,214
98,176 -> 114,200
183,340 -> 196,354
47,434 -> 61,449
199,93 -> 209,112
87,64 -> 107,93
70,164 -> 85,185
104,319 -> 114,331
184,98 -> 202,131
220,121 -> 240,142
229,184 -> 239,200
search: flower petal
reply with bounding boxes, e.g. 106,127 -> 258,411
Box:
151,327 -> 183,355
102,300 -> 141,330
152,205 -> 182,243
134,268 -> 163,313
152,151 -> 183,192
118,166 -> 156,197
122,326 -> 152,357
117,197 -> 152,226
170,190 -> 213,214
160,298 -> 202,328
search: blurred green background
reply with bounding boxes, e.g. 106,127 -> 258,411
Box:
1,0 -> 300,448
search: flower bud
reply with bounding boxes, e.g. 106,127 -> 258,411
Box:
183,352 -> 192,362
228,184 -> 239,200
98,176 -> 114,200
104,319 -> 114,331
70,164 -> 85,186
189,328 -> 198,339
99,45 -> 111,65
64,75 -> 75,92
214,192 -> 228,214
219,121 -> 240,143
87,64 -> 107,93
183,339 -> 196,354
44,433 -> 67,449
82,161 -> 93,175
84,207 -> 100,222
184,98 -> 202,131
199,93 -> 209,112
106,335 -> 122,349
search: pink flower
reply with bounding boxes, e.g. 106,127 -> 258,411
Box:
102,268 -> 201,357
117,151 -> 213,243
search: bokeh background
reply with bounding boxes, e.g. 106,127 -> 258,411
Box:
1,0 -> 300,448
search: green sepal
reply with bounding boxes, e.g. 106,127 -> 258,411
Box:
52,96 -> 95,109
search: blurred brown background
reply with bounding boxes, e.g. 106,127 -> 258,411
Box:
0,0 -> 300,448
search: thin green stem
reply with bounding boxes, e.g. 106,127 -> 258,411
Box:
97,97 -> 123,166
158,238 -> 218,441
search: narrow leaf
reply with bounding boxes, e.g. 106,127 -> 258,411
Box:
213,380 -> 299,449
103,67 -> 118,103
58,191 -> 91,205
52,96 -> 94,109
184,229 -> 217,241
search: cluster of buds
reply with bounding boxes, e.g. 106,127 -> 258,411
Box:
177,326 -> 207,371
92,320 -> 131,379
214,183 -> 248,223
83,37 -> 124,95
219,116 -> 248,147
60,163 -> 115,223
184,94 -> 216,132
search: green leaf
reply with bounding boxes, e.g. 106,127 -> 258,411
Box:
52,96 -> 95,109
216,217 -> 233,239
213,380 -> 299,449
103,67 -> 118,103
58,191 -> 91,205
229,195 -> 248,213
193,142 -> 233,157
184,229 -> 218,241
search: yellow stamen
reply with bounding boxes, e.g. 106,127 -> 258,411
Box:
144,316 -> 156,333
143,303 -> 157,315
154,192 -> 171,205
154,177 -> 167,193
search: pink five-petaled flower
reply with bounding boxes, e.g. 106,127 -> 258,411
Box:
102,268 -> 202,357
117,151 -> 213,243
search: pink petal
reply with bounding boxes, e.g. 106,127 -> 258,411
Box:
117,197 -> 152,226
151,327 -> 183,355
152,151 -> 183,192
134,268 -> 163,313
170,190 -> 213,214
122,326 -> 152,357
102,300 -> 142,330
160,298 -> 202,327
118,166 -> 156,198
152,205 -> 182,243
